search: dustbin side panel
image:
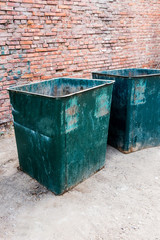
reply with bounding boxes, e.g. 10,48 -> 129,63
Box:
128,75 -> 160,151
108,77 -> 131,152
9,91 -> 66,195
9,91 -> 59,138
92,73 -> 130,152
64,84 -> 113,189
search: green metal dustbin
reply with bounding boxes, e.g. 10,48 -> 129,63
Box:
92,68 -> 160,153
8,78 -> 114,195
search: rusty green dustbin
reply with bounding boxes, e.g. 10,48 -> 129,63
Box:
8,78 -> 114,195
92,68 -> 160,153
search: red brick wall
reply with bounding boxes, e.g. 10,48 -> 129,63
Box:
0,0 -> 160,126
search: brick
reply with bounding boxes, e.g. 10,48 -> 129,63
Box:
22,0 -> 33,3
47,1 -> 58,5
21,45 -> 31,49
30,25 -> 43,29
55,12 -> 67,17
44,12 -> 56,16
14,15 -> 27,20
27,20 -> 33,25
20,41 -> 32,45
21,73 -> 33,78
58,5 -> 71,9
0,107 -> 9,112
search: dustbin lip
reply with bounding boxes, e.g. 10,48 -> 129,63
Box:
92,68 -> 160,79
7,77 -> 115,99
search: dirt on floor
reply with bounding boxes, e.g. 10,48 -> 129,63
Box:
0,132 -> 160,240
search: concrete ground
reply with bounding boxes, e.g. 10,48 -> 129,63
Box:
0,133 -> 160,240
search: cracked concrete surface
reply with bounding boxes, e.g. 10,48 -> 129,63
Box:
0,133 -> 160,240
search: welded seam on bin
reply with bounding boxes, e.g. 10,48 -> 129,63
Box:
13,121 -> 52,140
7,78 -> 115,99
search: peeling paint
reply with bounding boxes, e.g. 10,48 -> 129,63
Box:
27,61 -> 31,73
17,70 -> 22,75
1,46 -> 5,55
0,49 -> 31,83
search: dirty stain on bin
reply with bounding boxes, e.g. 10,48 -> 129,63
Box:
65,97 -> 79,133
8,78 -> 114,195
95,92 -> 111,118
92,68 -> 160,153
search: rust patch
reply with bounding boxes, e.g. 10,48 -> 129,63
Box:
131,80 -> 146,105
65,97 -> 79,133
118,143 -> 143,154
65,105 -> 77,116
95,93 -> 110,118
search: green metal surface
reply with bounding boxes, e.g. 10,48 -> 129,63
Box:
8,78 -> 114,195
92,68 -> 160,153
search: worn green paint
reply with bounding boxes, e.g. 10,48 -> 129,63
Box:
27,61 -> 31,73
0,52 -> 31,83
17,70 -> 22,75
1,46 -> 5,55
8,78 -> 114,195
92,68 -> 160,153
0,65 -> 5,70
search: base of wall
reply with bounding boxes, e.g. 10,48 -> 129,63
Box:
0,121 -> 13,136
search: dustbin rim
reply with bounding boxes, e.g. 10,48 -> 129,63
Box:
7,77 -> 115,99
92,68 -> 160,79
